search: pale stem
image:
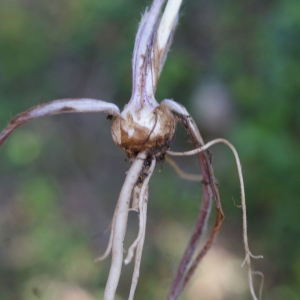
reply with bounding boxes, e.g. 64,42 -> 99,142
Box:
156,0 -> 182,54
103,151 -> 147,300
128,157 -> 156,300
130,0 -> 166,106
168,138 -> 263,300
130,0 -> 182,108
0,98 -> 120,147
154,0 -> 182,78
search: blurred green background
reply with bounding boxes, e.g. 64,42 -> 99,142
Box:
0,0 -> 300,299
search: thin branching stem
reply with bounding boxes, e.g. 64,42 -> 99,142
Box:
128,189 -> 148,300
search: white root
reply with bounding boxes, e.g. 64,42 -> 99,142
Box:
103,151 -> 147,300
125,157 -> 156,265
128,189 -> 148,300
128,157 -> 156,300
167,138 -> 263,300
94,208 -> 117,263
124,185 -> 143,265
102,156 -> 156,300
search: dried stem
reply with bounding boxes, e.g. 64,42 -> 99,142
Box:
162,99 -> 224,300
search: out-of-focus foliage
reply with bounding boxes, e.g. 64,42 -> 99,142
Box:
0,0 -> 299,299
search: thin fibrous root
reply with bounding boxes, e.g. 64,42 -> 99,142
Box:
242,252 -> 264,267
103,151 -> 147,300
124,185 -> 142,265
165,155 -> 203,182
167,138 -> 263,300
252,271 -> 265,300
94,208 -> 117,263
125,157 -> 156,265
128,157 -> 156,300
128,188 -> 148,300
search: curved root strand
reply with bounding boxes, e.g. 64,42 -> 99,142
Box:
94,208 -> 118,263
103,151 -> 147,300
124,186 -> 143,265
128,157 -> 155,298
167,138 -> 264,300
165,155 -> 203,182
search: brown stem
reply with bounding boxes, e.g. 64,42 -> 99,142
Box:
167,117 -> 224,300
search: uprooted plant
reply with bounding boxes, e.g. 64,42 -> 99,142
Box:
0,0 -> 263,299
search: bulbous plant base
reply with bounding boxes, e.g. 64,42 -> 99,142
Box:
111,104 -> 176,159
